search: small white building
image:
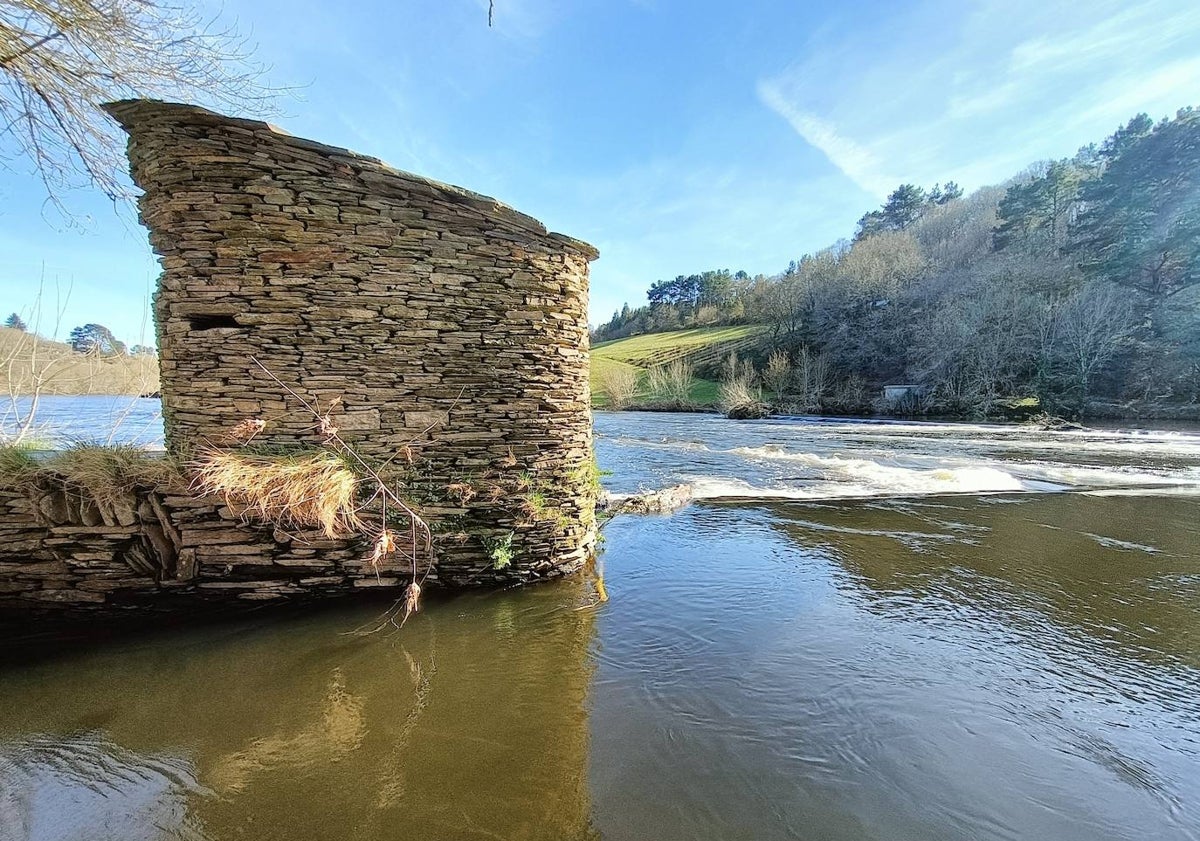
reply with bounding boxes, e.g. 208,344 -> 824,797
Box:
883,384 -> 925,402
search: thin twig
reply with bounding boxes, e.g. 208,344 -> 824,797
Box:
249,356 -> 434,624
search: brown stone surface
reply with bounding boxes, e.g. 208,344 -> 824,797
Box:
0,100 -> 598,616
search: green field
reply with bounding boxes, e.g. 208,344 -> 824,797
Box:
590,325 -> 764,408
592,325 -> 764,367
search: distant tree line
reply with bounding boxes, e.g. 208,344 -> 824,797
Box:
3,316 -> 154,358
594,107 -> 1200,417
597,270 -> 752,340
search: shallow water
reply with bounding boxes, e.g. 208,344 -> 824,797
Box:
1,396 -> 163,449
2,410 -> 1199,840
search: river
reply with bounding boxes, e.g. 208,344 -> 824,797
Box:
1,408 -> 1198,840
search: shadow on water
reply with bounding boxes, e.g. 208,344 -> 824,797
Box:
0,580 -> 601,841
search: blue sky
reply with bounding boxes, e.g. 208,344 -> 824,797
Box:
1,0 -> 1198,343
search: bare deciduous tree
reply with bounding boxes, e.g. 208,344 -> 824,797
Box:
0,0 -> 272,208
1045,282 -> 1135,400
837,230 -> 925,299
762,349 -> 791,394
793,346 -> 830,411
594,364 -> 640,411
910,282 -> 1041,414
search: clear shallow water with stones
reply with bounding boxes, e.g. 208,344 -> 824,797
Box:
2,409 -> 1199,840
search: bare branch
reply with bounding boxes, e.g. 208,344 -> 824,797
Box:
0,1 -> 278,213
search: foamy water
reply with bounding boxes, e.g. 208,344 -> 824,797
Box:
12,400 -> 1200,503
596,412 -> 1200,502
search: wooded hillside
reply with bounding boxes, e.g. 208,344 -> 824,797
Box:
595,108 -> 1200,417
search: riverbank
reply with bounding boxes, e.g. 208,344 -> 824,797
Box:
0,327 -> 159,398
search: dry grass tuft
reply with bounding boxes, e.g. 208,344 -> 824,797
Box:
48,444 -> 177,503
369,529 -> 398,571
228,418 -> 267,443
0,442 -> 177,501
192,448 -> 362,538
445,482 -> 477,504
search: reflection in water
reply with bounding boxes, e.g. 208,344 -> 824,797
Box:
0,581 -> 599,841
2,413 -> 1200,840
210,668 -> 367,794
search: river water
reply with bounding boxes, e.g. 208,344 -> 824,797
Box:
1,409 -> 1199,840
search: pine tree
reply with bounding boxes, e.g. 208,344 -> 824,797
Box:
1069,108 -> 1200,298
68,323 -> 126,355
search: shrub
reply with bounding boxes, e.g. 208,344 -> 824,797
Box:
595,364 -> 640,410
483,532 -> 514,570
718,374 -> 769,419
646,358 -> 694,406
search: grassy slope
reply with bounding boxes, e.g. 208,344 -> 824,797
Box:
0,327 -> 159,396
591,325 -> 764,408
592,325 -> 763,366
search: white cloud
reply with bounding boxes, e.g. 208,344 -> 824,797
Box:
756,81 -> 893,198
756,0 -> 1200,194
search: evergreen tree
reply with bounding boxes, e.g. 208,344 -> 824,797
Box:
69,323 -> 126,355
994,161 -> 1085,255
4,313 -> 26,331
1069,108 -> 1200,298
929,181 -> 963,204
855,183 -> 955,240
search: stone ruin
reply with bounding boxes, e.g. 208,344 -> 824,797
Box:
0,100 -> 599,614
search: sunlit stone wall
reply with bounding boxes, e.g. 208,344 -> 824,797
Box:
109,100 -> 597,587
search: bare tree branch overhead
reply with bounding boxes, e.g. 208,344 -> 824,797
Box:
0,1 -> 273,210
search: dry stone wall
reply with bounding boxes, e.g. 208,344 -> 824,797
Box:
0,472 -> 447,613
0,100 -> 600,616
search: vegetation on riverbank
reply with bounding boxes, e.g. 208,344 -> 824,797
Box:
594,108 -> 1200,420
0,327 -> 159,397
591,326 -> 760,410
0,442 -> 180,534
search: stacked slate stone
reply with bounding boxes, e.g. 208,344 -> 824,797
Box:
0,100 -> 601,616
0,471 -> 379,611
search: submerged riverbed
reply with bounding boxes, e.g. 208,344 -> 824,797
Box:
2,410 -> 1199,840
